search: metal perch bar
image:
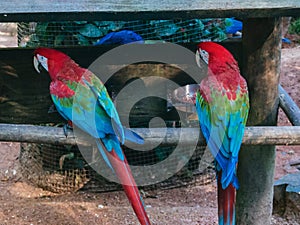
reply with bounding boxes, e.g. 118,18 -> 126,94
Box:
0,123 -> 300,146
278,84 -> 300,126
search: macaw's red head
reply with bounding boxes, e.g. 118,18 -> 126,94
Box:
197,41 -> 239,77
33,47 -> 71,80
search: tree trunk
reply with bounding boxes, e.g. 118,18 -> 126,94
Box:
236,18 -> 282,225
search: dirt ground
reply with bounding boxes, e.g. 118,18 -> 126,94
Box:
0,23 -> 300,225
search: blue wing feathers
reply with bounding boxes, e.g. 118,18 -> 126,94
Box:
82,78 -> 125,143
50,96 -> 71,121
124,127 -> 145,145
95,139 -> 113,170
196,92 -> 245,190
101,135 -> 125,161
51,77 -> 144,164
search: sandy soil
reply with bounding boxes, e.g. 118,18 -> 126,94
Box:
276,46 -> 300,182
0,23 -> 300,225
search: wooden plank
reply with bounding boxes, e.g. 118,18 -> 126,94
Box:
0,42 -> 241,124
0,0 -> 299,22
0,124 -> 300,146
236,18 -> 282,225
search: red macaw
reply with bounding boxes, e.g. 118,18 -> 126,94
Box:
195,42 -> 249,225
33,48 -> 151,225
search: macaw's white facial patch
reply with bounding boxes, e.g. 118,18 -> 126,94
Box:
35,54 -> 49,72
198,48 -> 209,65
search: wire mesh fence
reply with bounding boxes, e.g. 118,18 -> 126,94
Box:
17,19 -> 228,47
19,142 -> 215,194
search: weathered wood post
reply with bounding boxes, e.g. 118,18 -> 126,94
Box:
236,18 -> 282,224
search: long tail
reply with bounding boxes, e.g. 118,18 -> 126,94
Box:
217,172 -> 236,225
96,138 -> 151,225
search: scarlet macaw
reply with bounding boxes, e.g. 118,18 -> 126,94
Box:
195,42 -> 249,225
33,48 -> 151,225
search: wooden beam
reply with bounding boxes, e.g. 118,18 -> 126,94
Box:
0,0 -> 299,22
236,18 -> 282,225
0,124 -> 299,146
279,84 -> 300,126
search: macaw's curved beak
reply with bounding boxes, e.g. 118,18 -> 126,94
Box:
33,56 -> 41,73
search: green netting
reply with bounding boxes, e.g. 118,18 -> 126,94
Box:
17,19 -> 227,47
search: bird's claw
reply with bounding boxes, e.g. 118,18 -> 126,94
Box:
63,121 -> 73,138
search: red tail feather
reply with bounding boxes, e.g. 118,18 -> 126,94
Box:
107,149 -> 151,225
217,173 -> 236,225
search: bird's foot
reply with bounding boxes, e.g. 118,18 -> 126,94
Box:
63,121 -> 73,137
